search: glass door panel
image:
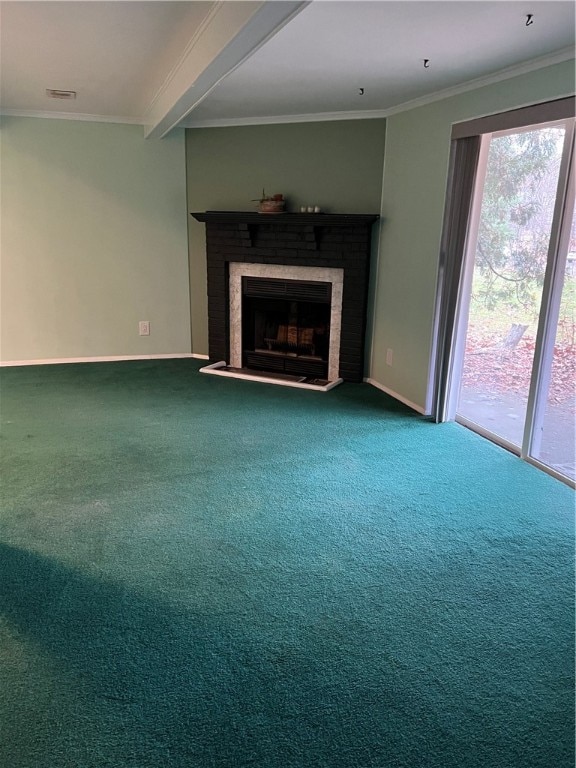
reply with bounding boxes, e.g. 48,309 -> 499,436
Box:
457,126 -> 567,446
530,201 -> 576,481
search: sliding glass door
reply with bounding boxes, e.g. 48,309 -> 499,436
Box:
452,117 -> 575,484
527,168 -> 576,479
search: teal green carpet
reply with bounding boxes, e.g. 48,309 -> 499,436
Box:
0,359 -> 573,768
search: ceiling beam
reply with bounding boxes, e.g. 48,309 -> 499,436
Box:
143,1 -> 309,139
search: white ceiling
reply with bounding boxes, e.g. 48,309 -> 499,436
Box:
1,1 -> 574,135
186,1 -> 576,125
0,2 -> 212,118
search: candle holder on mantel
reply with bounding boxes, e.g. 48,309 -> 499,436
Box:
252,190 -> 286,214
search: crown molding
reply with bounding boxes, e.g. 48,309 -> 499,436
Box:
185,46 -> 575,129
382,45 -> 575,119
184,109 -> 389,129
0,109 -> 144,126
2,47 -> 572,132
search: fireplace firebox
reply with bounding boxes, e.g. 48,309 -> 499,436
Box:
242,277 -> 332,379
191,211 -> 379,388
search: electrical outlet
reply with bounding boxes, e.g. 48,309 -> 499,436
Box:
386,348 -> 393,366
139,320 -> 150,336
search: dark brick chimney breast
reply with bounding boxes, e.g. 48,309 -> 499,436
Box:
191,212 -> 379,382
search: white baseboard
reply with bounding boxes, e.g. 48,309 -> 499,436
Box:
0,353 -> 202,367
364,377 -> 428,415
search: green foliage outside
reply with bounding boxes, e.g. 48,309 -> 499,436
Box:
469,126 -> 574,345
470,273 -> 576,344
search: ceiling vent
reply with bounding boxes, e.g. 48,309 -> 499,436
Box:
46,89 -> 76,100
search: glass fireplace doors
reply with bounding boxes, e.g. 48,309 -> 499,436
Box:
241,277 -> 332,379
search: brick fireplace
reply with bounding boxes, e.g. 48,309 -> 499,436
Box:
191,211 -> 379,388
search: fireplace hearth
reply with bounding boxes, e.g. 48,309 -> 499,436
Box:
191,211 -> 379,389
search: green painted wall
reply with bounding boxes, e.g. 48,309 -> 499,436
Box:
372,59 -> 575,411
186,119 -> 386,355
5,60 -> 571,392
1,118 -> 191,362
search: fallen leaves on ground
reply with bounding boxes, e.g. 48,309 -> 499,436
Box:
462,330 -> 576,410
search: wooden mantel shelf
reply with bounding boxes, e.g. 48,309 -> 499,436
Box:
191,211 -> 379,226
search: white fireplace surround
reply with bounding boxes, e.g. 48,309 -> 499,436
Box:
229,262 -> 344,382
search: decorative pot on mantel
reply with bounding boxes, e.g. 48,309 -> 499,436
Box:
254,191 -> 286,214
